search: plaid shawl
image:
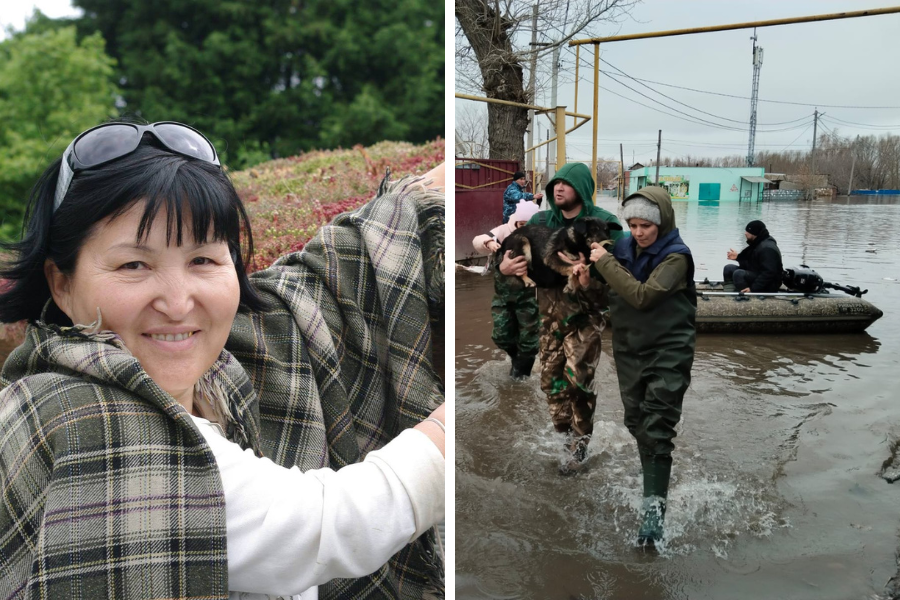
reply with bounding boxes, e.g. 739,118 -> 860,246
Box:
0,175 -> 444,599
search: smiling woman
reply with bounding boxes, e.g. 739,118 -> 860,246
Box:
44,204 -> 243,411
0,120 -> 446,599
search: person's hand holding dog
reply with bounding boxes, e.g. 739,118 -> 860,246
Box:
499,250 -> 529,277
589,241 -> 609,263
557,251 -> 591,289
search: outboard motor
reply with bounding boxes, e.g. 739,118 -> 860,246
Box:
783,265 -> 825,294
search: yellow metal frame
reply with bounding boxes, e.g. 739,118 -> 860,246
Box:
455,93 -> 591,185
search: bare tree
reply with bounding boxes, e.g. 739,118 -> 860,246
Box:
455,0 -> 638,164
455,103 -> 491,158
595,160 -> 619,190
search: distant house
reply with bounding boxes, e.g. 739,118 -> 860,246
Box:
627,166 -> 771,202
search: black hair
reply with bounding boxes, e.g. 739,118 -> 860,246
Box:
0,136 -> 266,324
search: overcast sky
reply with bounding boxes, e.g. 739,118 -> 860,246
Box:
457,0 -> 900,163
0,0 -> 81,39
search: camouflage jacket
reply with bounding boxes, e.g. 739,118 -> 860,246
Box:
0,176 -> 444,600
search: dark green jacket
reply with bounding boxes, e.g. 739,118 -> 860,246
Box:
527,162 -> 625,242
594,186 -> 696,353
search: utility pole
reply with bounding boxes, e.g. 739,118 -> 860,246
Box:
746,28 -> 763,167
526,3 -> 539,173
847,135 -> 858,196
620,143 -> 625,201
548,44 -> 560,178
655,130 -> 662,184
811,108 -> 819,175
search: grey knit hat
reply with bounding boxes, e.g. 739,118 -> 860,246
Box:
621,195 -> 661,226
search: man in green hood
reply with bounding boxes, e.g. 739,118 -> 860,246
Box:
499,162 -> 625,473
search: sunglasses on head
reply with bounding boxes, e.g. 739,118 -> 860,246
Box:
53,121 -> 220,212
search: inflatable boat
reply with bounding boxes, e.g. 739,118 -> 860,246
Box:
695,281 -> 883,333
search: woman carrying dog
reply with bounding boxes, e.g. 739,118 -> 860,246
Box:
577,186 -> 696,546
0,120 -> 445,598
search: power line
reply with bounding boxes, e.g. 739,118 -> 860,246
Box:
612,74 -> 900,110
597,72 -> 812,134
565,48 -> 817,133
598,57 -> 748,124
821,115 -> 900,130
567,48 -> 813,129
775,122 -> 814,152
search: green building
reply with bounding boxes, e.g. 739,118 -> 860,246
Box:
627,166 -> 769,202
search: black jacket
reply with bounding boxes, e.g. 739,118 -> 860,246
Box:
737,232 -> 783,292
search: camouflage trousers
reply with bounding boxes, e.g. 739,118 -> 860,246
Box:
537,285 -> 607,437
491,272 -> 540,358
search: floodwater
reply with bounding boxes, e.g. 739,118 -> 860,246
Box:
455,195 -> 900,600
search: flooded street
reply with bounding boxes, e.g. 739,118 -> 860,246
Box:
455,195 -> 900,599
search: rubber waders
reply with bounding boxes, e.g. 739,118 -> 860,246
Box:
559,434 -> 590,476
638,454 -> 672,546
511,354 -> 536,380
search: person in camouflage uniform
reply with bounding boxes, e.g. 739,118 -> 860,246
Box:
473,202 -> 541,379
500,162 -> 625,473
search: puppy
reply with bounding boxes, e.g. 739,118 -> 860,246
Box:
499,217 -> 622,292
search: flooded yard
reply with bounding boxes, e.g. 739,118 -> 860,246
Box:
455,195 -> 900,599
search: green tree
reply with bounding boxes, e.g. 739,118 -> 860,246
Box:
72,0 -> 443,168
0,25 -> 119,240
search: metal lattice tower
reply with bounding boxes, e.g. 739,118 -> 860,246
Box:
746,28 -> 763,167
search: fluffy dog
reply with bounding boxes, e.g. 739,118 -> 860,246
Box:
498,217 -> 622,292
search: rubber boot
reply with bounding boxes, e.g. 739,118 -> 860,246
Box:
507,349 -> 518,379
511,354 -> 536,381
637,454 -> 672,546
637,496 -> 667,547
559,434 -> 591,476
722,281 -> 736,292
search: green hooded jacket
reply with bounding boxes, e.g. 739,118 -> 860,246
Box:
527,162 -> 625,241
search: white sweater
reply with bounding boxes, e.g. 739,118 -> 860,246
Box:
190,415 -> 445,599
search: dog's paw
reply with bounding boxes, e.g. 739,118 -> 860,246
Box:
523,276 -> 537,288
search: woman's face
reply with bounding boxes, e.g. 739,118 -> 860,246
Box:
46,202 -> 241,408
628,218 -> 659,249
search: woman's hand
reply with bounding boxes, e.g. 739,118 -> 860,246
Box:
485,239 -> 501,253
422,162 -> 445,190
590,242 -> 608,263
414,403 -> 445,457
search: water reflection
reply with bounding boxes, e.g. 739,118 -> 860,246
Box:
696,333 -> 881,394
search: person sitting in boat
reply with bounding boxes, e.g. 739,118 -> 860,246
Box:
573,186 -> 696,547
723,220 -> 783,293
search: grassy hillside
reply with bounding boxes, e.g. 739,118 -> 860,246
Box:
0,139 -> 444,354
234,139 -> 444,270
